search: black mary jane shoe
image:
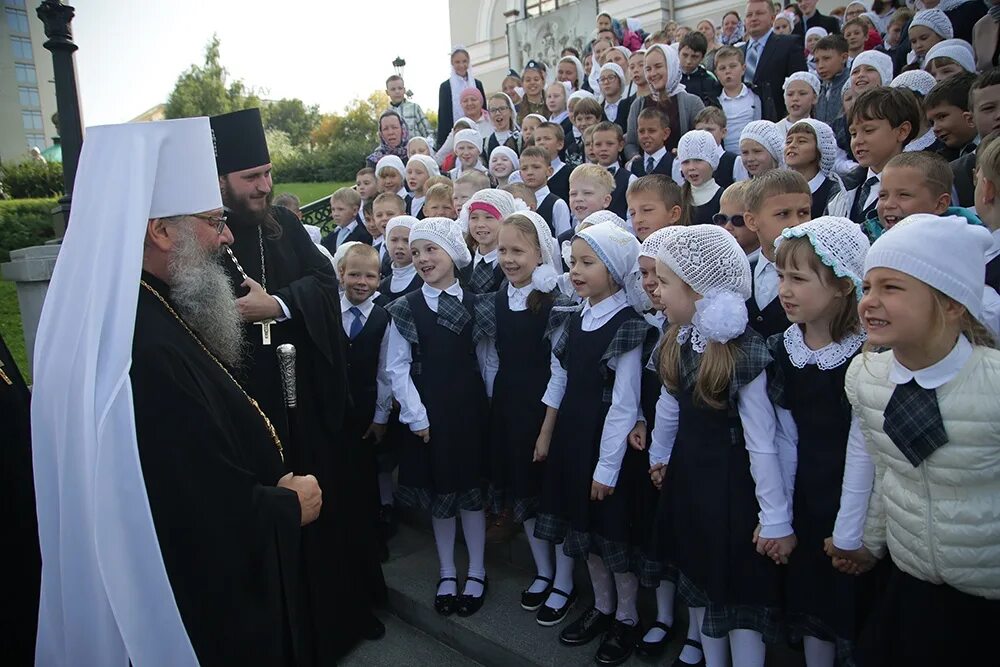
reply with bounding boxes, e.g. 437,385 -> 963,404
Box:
559,606 -> 612,646
634,620 -> 672,657
434,576 -> 458,616
595,619 -> 641,666
671,638 -> 706,667
456,576 -> 489,617
536,587 -> 577,627
520,575 -> 554,611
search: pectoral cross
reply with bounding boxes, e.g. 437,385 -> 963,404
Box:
255,318 -> 276,345
0,359 -> 11,386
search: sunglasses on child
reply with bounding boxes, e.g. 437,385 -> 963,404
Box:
711,213 -> 745,228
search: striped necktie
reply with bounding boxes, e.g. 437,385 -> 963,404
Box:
745,41 -> 761,83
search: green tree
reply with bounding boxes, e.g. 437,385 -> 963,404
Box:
165,35 -> 260,119
262,98 -> 320,147
337,91 -> 390,146
263,128 -> 296,162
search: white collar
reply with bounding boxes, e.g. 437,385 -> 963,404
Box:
889,335 -> 973,390
783,324 -> 865,370
807,171 -> 826,193
722,84 -> 752,100
677,323 -> 709,352
865,167 -> 882,183
644,146 -> 667,164
551,158 -> 565,171
583,289 -> 627,319
987,228 -> 1000,262
754,253 -> 775,279
421,280 -> 463,300
397,188 -> 409,199
507,282 -> 532,298
340,219 -> 357,233
604,97 -> 621,109
747,247 -> 761,264
392,262 -> 416,279
550,110 -> 569,124
905,129 -> 938,152
340,293 -> 376,318
475,248 -> 498,264
372,235 -> 384,246
534,185 -> 552,198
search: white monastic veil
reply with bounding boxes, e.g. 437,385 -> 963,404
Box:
31,117 -> 222,666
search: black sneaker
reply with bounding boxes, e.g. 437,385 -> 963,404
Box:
595,619 -> 640,665
536,587 -> 576,626
521,575 -> 553,611
559,606 -> 612,646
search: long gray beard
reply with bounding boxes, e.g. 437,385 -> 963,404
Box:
167,220 -> 246,367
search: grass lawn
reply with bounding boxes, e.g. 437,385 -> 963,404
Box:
273,181 -> 351,206
0,279 -> 28,381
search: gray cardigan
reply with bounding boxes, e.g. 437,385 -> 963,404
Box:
624,92 -> 706,161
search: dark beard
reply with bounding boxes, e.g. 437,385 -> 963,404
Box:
167,219 -> 247,367
221,177 -> 277,230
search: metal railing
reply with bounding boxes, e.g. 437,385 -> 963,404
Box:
301,194 -> 334,235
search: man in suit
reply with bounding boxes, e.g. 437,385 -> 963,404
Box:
742,0 -> 808,121
793,0 -> 841,36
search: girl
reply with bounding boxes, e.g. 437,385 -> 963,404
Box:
678,130 -> 724,226
486,92 -> 521,156
558,55 -> 586,92
780,72 -> 821,138
407,136 -> 433,159
459,189 -> 520,294
833,214 -> 1000,666
384,218 -> 491,618
850,50 -> 893,93
924,39 -> 977,81
535,224 -> 653,666
489,146 -> 519,187
448,129 -> 487,181
520,113 -> 546,148
626,44 -> 705,158
478,211 -> 569,616
768,217 -> 873,667
903,9 -> 952,72
502,70 -> 523,107
374,155 -> 410,208
628,50 -> 650,100
406,155 -> 439,219
435,118 -> 476,172
890,70 -> 940,153
518,61 -> 549,124
739,120 -> 785,178
599,62 -> 633,136
784,120 -> 843,219
436,47 -> 485,150
772,13 -> 794,35
805,27 -> 828,76
376,215 -> 423,307
649,224 -> 791,667
367,110 -> 409,170
546,82 -> 572,137
460,87 -> 493,142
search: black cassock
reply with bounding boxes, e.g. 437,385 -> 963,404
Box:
224,206 -> 386,663
1,331 -> 40,665
131,272 -> 305,666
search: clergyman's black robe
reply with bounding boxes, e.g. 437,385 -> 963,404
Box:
131,272 -> 304,666
224,206 -> 386,662
1,331 -> 40,665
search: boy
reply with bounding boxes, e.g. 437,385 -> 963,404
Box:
453,171 -> 490,215
629,108 -> 675,178
567,98 -> 603,167
871,152 -> 953,239
534,122 -> 571,204
371,193 -> 406,277
679,32 -> 722,106
953,69 -> 1000,205
322,187 -> 370,253
742,170 -> 813,337
714,46 -> 763,153
830,86 -> 921,226
693,106 -> 749,186
925,72 -> 979,161
975,136 -> 1000,291
423,183 -> 457,219
356,167 -> 379,225
591,121 -> 635,218
582,124 -> 599,165
567,164 -> 615,242
520,145 -> 572,237
625,174 -> 685,241
386,74 -> 431,138
813,35 -> 851,127
717,181 -> 760,260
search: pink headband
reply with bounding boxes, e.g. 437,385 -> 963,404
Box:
469,201 -> 502,219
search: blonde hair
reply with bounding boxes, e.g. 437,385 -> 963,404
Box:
330,187 -> 361,208
424,175 -> 452,190
336,242 -> 378,272
425,182 -> 454,203
569,163 -> 615,194
501,182 -> 537,208
743,170 -> 811,213
456,170 -> 491,190
658,323 -> 739,410
719,180 -> 749,209
373,192 -> 406,214
775,236 -> 861,342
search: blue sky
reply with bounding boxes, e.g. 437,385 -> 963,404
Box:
70,0 -> 452,126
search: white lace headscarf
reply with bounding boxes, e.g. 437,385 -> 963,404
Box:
576,222 -> 650,312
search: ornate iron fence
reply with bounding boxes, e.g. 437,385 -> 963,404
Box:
301,195 -> 334,235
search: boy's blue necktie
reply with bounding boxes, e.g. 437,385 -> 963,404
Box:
348,306 -> 363,339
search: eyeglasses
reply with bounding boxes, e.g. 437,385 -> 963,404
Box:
190,211 -> 229,234
598,76 -> 619,84
711,213 -> 745,227
488,106 -> 510,114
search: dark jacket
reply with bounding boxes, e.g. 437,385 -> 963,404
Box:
951,151 -> 977,208
681,67 -> 723,108
436,78 -> 487,149
603,95 -> 634,138
744,32 -> 808,121
794,10 -> 841,36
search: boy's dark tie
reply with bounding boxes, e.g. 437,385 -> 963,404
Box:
646,156 -> 655,174
851,176 -> 879,223
437,292 -> 470,334
348,306 -> 363,339
882,380 -> 949,467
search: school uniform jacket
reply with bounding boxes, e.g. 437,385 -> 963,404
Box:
629,151 -> 675,178
608,166 -> 632,219
747,255 -> 790,339
320,220 -> 373,255
548,164 -> 571,205
602,96 -> 634,138
826,165 -> 872,225
743,33 -> 808,121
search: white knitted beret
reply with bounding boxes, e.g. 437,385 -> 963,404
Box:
454,128 -> 483,151
740,120 -> 785,165
407,136 -> 435,153
489,145 -> 520,171
805,27 -> 828,42
656,224 -> 752,300
408,154 -> 440,178
678,130 -> 721,170
789,119 -> 839,176
783,71 -> 821,97
776,216 -> 871,297
410,217 -> 473,269
910,9 -> 954,40
375,155 -> 405,180
639,227 -> 674,260
513,210 -> 559,271
385,214 -> 419,237
924,39 -> 976,75
578,210 -> 632,233
865,214 -> 993,321
890,69 -> 938,97
851,50 -> 894,86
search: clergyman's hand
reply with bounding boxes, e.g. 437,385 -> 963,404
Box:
278,472 -> 322,526
237,277 -> 283,322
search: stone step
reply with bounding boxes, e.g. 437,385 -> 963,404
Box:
339,610 -> 483,667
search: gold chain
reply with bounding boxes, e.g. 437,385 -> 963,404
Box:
139,280 -> 284,462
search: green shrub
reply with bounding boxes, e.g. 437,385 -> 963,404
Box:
272,140 -> 370,183
0,161 -> 63,199
0,198 -> 58,262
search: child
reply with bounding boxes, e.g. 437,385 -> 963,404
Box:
648,224 -> 790,667
521,113 -> 547,148
629,107 -> 675,177
740,120 -> 785,178
716,181 -> 761,261
371,193 -> 406,277
567,164 -> 615,237
424,182 -> 457,220
714,46 -> 764,153
356,167 -> 380,225
486,92 -> 521,156
449,129 -> 487,180
743,170 -> 813,338
768,217 -> 873,667
904,9 -> 952,72
784,119 -> 843,219
376,215 -> 423,307
453,171 -> 491,217
582,125 -> 599,165
805,27 -> 828,75
597,62 -> 632,136
518,60 -> 549,124
850,50 -> 894,94
590,121 -> 635,219
814,35 -> 851,127
489,146 -> 519,187
406,155 -> 439,220
520,146 -> 572,237
976,138 -> 1000,291
568,98 -> 603,167
842,18 -> 869,64
375,155 -> 412,212
677,130 -> 724,225
628,50 -> 651,100
925,73 -> 979,160
780,72 -> 821,137
679,32 -> 722,106
952,69 -> 1000,206
546,82 -> 573,138
534,223 -> 652,665
694,106 -> 750,187
407,137 -> 433,159
502,182 -> 537,211
322,187 -> 369,253
435,119 -> 475,173
924,39 -> 977,82
870,151 -> 953,240
534,122 -> 571,203
828,87 -> 921,226
384,218 -> 491,618
889,70 -> 941,153
558,55 -> 586,92
834,215 -> 999,666
460,189 -> 521,294
626,174 -> 687,241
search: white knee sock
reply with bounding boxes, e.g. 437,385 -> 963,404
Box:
377,472 -> 395,506
587,554 -> 615,616
642,582 -> 676,642
523,518 -> 554,594
691,607 -> 730,667
677,611 -> 705,663
803,636 -> 835,667
729,629 -> 764,667
459,509 -> 487,597
613,572 -> 639,626
431,516 -> 457,596
543,547 -> 576,608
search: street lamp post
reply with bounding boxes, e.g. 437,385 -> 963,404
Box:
36,0 -> 83,231
392,56 -> 413,99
